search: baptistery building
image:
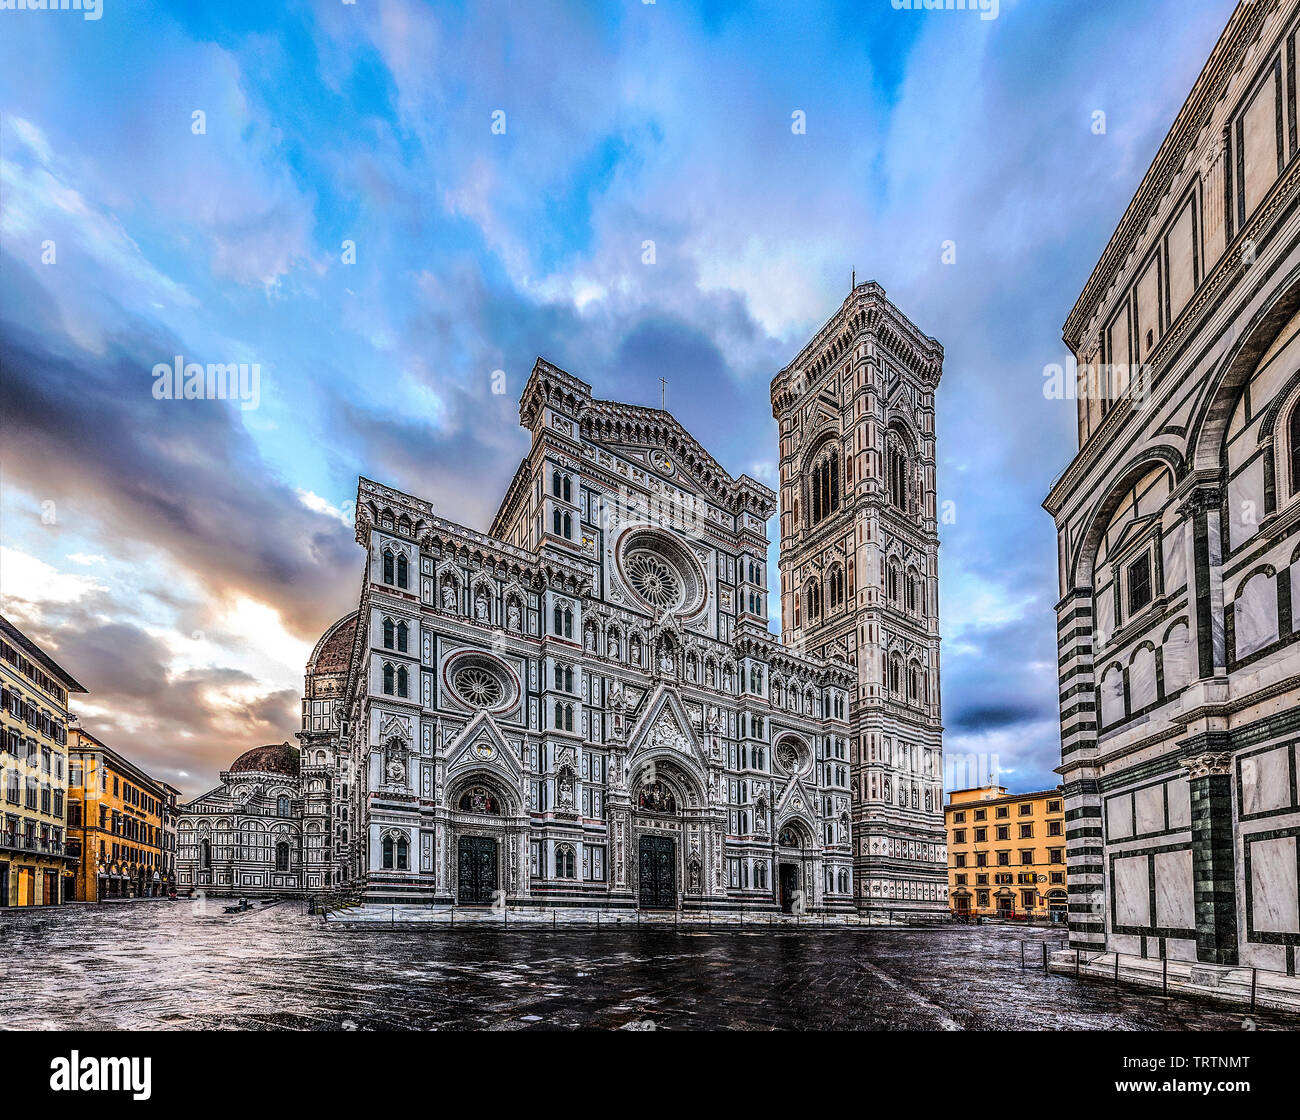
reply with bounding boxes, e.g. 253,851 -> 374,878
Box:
1045,0 -> 1300,982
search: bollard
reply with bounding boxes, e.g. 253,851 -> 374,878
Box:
1162,954 -> 1168,996
1251,967 -> 1258,1013
1020,941 -> 1025,969
1042,942 -> 1048,970
1075,947 -> 1081,977
1114,953 -> 1119,986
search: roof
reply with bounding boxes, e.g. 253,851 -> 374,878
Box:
308,611 -> 359,676
227,742 -> 300,778
0,613 -> 88,693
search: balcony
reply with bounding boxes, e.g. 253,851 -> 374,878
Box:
0,832 -> 68,857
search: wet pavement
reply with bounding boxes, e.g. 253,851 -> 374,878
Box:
0,901 -> 1295,1030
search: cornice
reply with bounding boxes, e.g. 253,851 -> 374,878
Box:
1062,0 -> 1275,347
771,281 -> 944,418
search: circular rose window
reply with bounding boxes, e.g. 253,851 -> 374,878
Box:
444,652 -> 517,712
453,665 -> 502,707
617,528 -> 705,617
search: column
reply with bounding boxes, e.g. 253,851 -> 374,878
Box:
1181,749 -> 1238,966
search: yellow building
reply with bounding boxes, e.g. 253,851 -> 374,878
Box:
946,786 -> 1068,921
0,614 -> 86,906
68,727 -> 173,900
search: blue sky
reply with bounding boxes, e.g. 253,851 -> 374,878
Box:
0,0 -> 1236,798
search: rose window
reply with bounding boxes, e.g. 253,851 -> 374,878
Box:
616,528 -> 705,616
626,551 -> 682,609
444,652 -> 517,712
453,666 -> 502,707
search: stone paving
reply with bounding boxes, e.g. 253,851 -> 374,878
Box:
0,900 -> 1296,1030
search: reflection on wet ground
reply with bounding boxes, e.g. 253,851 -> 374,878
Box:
0,902 -> 1293,1030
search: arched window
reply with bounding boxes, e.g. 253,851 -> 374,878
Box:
396,621 -> 409,652
908,664 -> 920,703
383,662 -> 395,695
275,841 -> 290,872
382,836 -> 394,869
396,665 -> 409,698
887,562 -> 900,602
200,839 -> 211,869
887,443 -> 908,512
396,836 -> 408,870
829,566 -> 845,609
805,580 -> 822,621
383,618 -> 394,649
276,795 -> 290,818
888,656 -> 901,694
553,508 -> 562,535
556,845 -> 576,878
808,448 -> 841,526
382,549 -> 395,584
395,553 -> 409,589
1290,402 -> 1300,496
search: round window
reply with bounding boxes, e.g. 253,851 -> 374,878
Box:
444,652 -> 517,712
617,528 -> 704,616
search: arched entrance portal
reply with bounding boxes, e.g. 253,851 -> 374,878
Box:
450,781 -> 507,906
776,820 -> 814,913
629,758 -> 705,910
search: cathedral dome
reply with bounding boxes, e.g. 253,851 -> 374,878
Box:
228,742 -> 300,777
308,611 -> 359,676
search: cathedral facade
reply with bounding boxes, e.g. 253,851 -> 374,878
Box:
179,290 -> 947,913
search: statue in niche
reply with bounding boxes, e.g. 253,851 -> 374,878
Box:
474,592 -> 490,622
688,859 -> 702,893
441,582 -> 457,611
659,648 -> 674,675
506,600 -> 521,632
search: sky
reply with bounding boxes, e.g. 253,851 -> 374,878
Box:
0,0 -> 1237,800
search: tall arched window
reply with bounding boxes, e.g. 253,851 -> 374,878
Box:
382,836 -> 394,869
396,836 -> 408,870
396,665 -> 409,698
382,549 -> 395,584
200,838 -> 212,869
395,553 -> 409,588
808,448 -> 841,526
887,443 -> 909,512
383,618 -> 394,649
383,662 -> 395,695
396,621 -> 409,652
276,795 -> 290,818
1290,402 -> 1300,495
887,562 -> 900,603
829,565 -> 845,608
805,580 -> 821,621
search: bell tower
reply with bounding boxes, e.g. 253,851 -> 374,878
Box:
770,281 -> 947,913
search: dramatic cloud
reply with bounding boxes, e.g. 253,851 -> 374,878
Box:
0,0 -> 1237,797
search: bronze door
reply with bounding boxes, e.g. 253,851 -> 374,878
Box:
638,835 -> 675,909
457,836 -> 497,905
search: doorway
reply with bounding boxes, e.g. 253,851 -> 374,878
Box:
638,835 -> 676,909
778,863 -> 800,913
456,835 -> 498,905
